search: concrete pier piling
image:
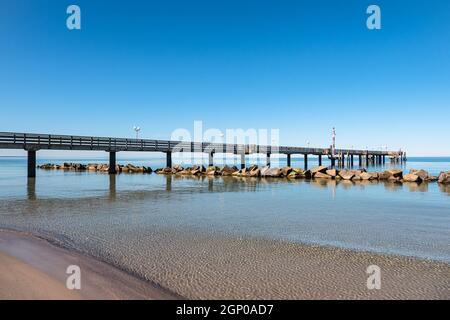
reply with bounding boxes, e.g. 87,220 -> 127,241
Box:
266,153 -> 271,167
27,150 -> 36,178
166,151 -> 172,168
318,155 -> 322,166
304,154 -> 308,170
241,153 -> 246,169
108,151 -> 117,174
287,154 -> 291,167
208,152 -> 214,167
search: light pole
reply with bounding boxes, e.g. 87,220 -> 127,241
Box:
133,126 -> 141,139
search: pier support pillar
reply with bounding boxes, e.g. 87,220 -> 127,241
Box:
108,151 -> 117,174
240,153 -> 246,169
166,151 -> 172,168
351,155 -> 354,167
318,155 -> 322,166
331,157 -> 335,167
341,154 -> 345,167
287,154 -> 291,167
383,155 -> 385,164
359,155 -> 362,166
366,154 -> 369,167
266,153 -> 271,167
208,152 -> 214,167
27,150 -> 36,178
304,154 -> 308,170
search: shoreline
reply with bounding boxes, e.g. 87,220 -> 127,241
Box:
1,228 -> 448,299
0,229 -> 180,300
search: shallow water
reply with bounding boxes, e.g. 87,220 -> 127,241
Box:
1,156 -> 449,297
0,156 -> 449,263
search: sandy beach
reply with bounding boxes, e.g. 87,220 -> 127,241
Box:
0,230 -> 179,300
0,229 -> 448,300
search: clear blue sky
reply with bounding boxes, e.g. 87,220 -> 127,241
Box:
1,0 -> 449,156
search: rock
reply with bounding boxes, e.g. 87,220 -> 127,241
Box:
287,171 -> 300,179
352,175 -> 362,181
314,172 -> 332,179
370,172 -> 379,179
265,168 -> 283,177
410,169 -> 429,181
221,165 -> 236,175
206,166 -> 220,175
231,170 -> 242,177
388,176 -> 401,182
325,169 -> 337,177
311,166 -> 328,175
260,166 -> 271,176
338,170 -> 354,180
403,173 -> 421,183
360,172 -> 373,180
281,167 -> 293,177
172,165 -> 184,172
247,165 -> 258,172
438,172 -> 450,184
303,169 -> 312,179
248,168 -> 261,177
386,169 -> 403,178
378,171 -> 391,180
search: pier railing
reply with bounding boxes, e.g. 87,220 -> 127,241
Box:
0,132 -> 388,155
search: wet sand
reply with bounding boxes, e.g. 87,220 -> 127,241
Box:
0,230 -> 179,300
1,230 -> 449,299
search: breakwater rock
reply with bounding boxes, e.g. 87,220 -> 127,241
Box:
37,163 -> 450,184
154,165 -> 447,184
37,163 -> 152,173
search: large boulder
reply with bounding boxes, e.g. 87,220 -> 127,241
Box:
260,166 -> 271,176
221,165 -> 238,176
311,166 -> 328,175
403,173 -> 421,183
369,172 -> 379,180
438,172 -> 450,184
266,168 -> 283,177
248,168 -> 261,177
340,173 -> 354,180
281,167 -> 293,177
386,169 -> 403,178
409,169 -> 429,181
301,169 -> 312,179
190,165 -> 206,175
314,172 -> 332,179
378,171 -> 391,180
360,172 -> 373,180
206,166 -> 220,175
172,164 -> 184,172
326,169 -> 337,178
287,171 -> 300,179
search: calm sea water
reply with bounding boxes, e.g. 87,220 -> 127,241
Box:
0,156 -> 449,264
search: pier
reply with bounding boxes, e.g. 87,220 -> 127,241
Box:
0,132 -> 403,178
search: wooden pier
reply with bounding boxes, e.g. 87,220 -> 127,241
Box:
0,132 -> 402,177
